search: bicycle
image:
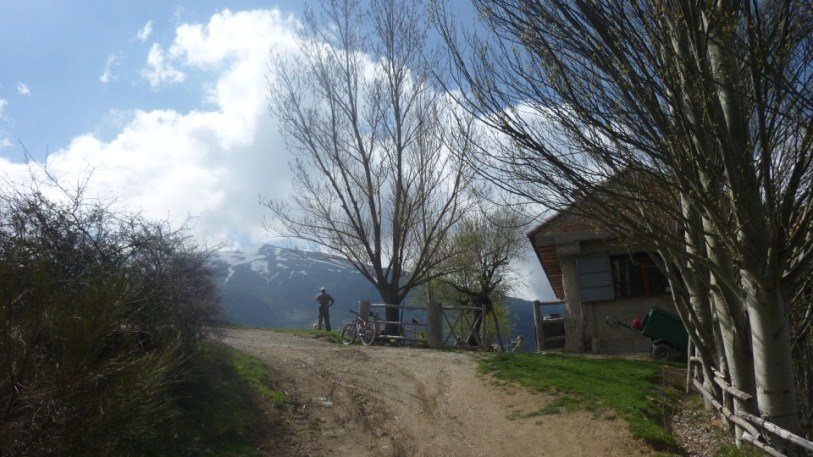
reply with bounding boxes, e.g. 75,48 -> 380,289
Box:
341,309 -> 379,346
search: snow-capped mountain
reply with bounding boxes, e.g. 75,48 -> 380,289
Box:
211,245 -> 380,329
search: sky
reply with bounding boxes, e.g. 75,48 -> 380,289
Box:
0,1 -> 556,301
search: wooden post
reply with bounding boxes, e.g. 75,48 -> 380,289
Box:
719,367 -> 733,431
532,300 -> 545,353
427,302 -> 442,349
359,300 -> 370,318
685,339 -> 693,393
480,303 -> 488,350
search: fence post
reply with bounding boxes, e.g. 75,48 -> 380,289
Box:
720,366 -> 733,432
685,339 -> 693,393
427,302 -> 442,349
480,303 -> 488,350
532,300 -> 545,353
359,300 -> 370,318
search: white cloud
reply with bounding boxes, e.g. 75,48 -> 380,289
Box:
0,99 -> 7,120
99,53 -> 122,83
2,8 -> 301,246
141,43 -> 185,87
0,138 -> 12,148
16,82 -> 30,96
136,20 -> 153,42
0,7 -> 555,297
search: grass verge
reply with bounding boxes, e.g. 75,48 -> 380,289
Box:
480,353 -> 680,452
168,342 -> 288,456
275,328 -> 344,344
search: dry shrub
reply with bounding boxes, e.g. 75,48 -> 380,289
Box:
0,190 -> 219,456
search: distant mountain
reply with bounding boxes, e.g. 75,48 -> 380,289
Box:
211,245 -> 380,329
211,245 -> 565,351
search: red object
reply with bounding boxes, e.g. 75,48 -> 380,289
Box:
631,317 -> 642,330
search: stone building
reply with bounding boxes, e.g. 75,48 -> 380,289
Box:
527,211 -> 676,353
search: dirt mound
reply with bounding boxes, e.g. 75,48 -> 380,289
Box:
224,329 -> 654,456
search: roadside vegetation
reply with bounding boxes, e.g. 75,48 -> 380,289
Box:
275,328 -> 343,345
0,188 -> 286,456
219,325 -> 344,345
168,342 -> 287,456
480,353 -> 681,452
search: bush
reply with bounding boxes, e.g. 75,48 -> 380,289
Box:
0,190 -> 219,455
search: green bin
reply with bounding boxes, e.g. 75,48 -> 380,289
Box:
640,307 -> 688,360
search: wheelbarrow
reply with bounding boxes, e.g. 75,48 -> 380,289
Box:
606,307 -> 689,361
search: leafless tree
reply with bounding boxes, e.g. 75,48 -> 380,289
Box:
436,0 -> 812,441
264,0 -> 475,333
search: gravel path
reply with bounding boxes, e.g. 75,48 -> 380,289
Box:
223,328 -> 654,457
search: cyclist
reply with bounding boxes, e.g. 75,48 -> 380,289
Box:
315,287 -> 335,331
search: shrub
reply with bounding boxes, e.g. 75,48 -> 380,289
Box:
0,190 -> 219,455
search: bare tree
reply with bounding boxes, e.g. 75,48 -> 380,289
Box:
264,0 -> 474,333
436,0 -> 812,441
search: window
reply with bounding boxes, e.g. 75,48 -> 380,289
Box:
577,256 -> 614,302
610,253 -> 669,298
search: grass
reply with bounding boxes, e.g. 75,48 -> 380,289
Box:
716,442 -> 765,457
230,349 -> 288,408
168,342 -> 288,456
276,328 -> 344,344
480,353 -> 680,452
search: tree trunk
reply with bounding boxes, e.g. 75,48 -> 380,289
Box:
704,220 -> 758,427
742,271 -> 802,435
380,287 -> 402,336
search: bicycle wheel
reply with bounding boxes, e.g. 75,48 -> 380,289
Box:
360,322 -> 377,346
341,322 -> 357,345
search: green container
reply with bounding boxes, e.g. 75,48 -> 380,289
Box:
641,307 -> 688,351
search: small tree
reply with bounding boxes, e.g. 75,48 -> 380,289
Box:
431,206 -> 526,349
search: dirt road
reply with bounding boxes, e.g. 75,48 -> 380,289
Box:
223,329 -> 653,457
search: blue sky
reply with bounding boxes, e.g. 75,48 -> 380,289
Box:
0,1 -> 308,160
0,1 -> 554,300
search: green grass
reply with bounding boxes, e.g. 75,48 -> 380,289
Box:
264,328 -> 344,344
715,442 -> 765,457
230,349 -> 288,408
167,342 -> 288,456
481,353 -> 679,451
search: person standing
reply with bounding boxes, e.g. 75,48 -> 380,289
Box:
315,287 -> 334,331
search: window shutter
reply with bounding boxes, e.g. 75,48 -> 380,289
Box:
578,255 -> 614,302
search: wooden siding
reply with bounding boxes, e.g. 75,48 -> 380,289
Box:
536,244 -> 564,300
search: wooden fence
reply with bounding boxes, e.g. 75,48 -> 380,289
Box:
531,300 -> 566,352
686,340 -> 813,456
359,300 -> 490,350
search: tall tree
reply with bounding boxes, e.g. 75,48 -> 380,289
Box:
264,0 -> 474,333
437,0 -> 812,440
